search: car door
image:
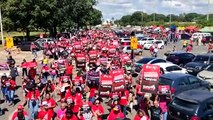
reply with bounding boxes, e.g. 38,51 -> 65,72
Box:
202,99 -> 213,120
176,77 -> 190,94
184,53 -> 195,64
187,76 -> 201,89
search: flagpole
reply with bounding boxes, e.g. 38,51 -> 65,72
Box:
0,7 -> 4,46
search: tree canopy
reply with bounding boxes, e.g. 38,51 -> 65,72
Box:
1,0 -> 102,38
115,11 -> 213,27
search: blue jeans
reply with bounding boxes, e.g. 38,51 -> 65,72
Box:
29,100 -> 39,119
121,105 -> 127,117
32,50 -> 37,58
7,90 -> 15,103
163,112 -> 168,120
1,87 -> 7,97
51,74 -> 57,81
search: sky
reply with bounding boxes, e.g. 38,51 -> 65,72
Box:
94,0 -> 213,20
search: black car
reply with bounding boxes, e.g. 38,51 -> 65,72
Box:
166,52 -> 195,67
18,41 -> 40,51
158,73 -> 210,96
168,90 -> 213,120
185,54 -> 213,75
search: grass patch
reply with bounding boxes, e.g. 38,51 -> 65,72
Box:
2,31 -> 48,37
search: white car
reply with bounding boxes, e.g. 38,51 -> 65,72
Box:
143,40 -> 164,50
154,63 -> 188,74
122,46 -> 143,55
138,37 -> 155,45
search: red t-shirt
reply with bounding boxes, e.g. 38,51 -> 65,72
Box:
12,111 -> 28,120
92,104 -> 104,120
37,109 -> 50,120
72,76 -> 83,86
107,111 -> 125,120
66,65 -> 73,75
120,91 -> 129,106
43,98 -> 56,117
72,94 -> 83,113
61,114 -> 78,120
5,80 -> 16,90
134,115 -> 142,120
89,88 -> 96,98
26,90 -> 40,100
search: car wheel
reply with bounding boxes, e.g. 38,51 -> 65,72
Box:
161,45 -> 164,49
138,51 -> 142,55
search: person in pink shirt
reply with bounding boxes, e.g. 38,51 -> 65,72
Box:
56,102 -> 67,119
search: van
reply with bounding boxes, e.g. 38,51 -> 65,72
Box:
192,33 -> 212,39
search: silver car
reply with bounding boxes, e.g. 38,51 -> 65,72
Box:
197,64 -> 213,86
122,46 -> 143,55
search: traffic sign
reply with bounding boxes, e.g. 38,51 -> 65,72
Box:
130,37 -> 138,50
6,37 -> 14,48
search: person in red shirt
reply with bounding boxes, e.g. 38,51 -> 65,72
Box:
42,93 -> 56,119
107,105 -> 125,120
26,87 -> 40,119
28,67 -> 36,80
61,109 -> 78,120
65,62 -> 73,80
134,109 -> 149,120
120,90 -> 129,117
92,99 -> 104,120
5,77 -> 17,105
37,102 -> 50,120
135,80 -> 145,108
12,105 -> 29,120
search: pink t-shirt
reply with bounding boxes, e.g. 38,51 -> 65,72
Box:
159,102 -> 167,112
57,109 -> 67,119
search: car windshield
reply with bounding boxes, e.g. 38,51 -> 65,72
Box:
206,65 -> 213,71
137,58 -> 154,64
193,55 -> 209,63
147,41 -> 154,44
172,98 -> 198,112
158,77 -> 173,86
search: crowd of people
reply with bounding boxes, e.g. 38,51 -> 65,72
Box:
0,29 -> 176,120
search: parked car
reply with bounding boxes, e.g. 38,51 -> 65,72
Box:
138,37 -> 155,45
154,63 -> 187,74
133,57 -> 167,75
122,46 -> 143,55
158,73 -> 210,96
34,38 -> 56,49
168,90 -> 213,120
143,40 -> 164,50
185,54 -> 213,75
197,64 -> 213,86
166,51 -> 195,67
17,41 -> 40,51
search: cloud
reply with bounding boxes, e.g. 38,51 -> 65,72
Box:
96,0 -> 213,19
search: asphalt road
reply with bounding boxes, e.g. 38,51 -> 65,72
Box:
0,41 -> 209,120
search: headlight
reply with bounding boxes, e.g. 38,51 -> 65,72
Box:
195,66 -> 202,70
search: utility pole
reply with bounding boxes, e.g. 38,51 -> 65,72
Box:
0,7 -> 4,46
169,0 -> 172,25
207,0 -> 210,21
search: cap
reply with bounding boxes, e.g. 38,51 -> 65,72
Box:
17,105 -> 24,110
113,105 -> 121,111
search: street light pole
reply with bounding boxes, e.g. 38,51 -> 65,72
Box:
207,0 -> 210,21
169,0 -> 172,25
0,7 -> 4,46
